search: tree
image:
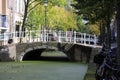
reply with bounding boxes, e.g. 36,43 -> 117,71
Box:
76,16 -> 89,33
47,6 -> 77,30
19,0 -> 43,43
22,0 -> 45,31
72,0 -> 120,64
25,0 -> 77,31
25,4 -> 44,31
72,0 -> 116,48
116,1 -> 120,64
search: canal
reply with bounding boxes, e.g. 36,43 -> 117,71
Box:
0,51 -> 88,80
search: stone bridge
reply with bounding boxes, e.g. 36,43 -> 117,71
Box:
0,41 -> 101,62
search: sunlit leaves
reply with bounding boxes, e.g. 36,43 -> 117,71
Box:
25,0 -> 77,31
48,6 -> 77,30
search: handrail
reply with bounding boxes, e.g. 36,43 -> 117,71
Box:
0,30 -> 98,47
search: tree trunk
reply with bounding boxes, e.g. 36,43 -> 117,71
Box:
99,21 -> 106,45
22,6 -> 28,31
106,20 -> 111,49
102,21 -> 106,43
20,4 -> 28,43
116,1 -> 120,65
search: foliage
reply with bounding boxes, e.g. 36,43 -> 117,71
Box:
72,0 -> 120,65
22,0 -> 43,31
47,6 -> 77,30
47,0 -> 67,7
72,0 -> 116,22
25,4 -> 44,30
25,0 -> 77,31
76,16 -> 89,33
72,0 -> 117,47
89,24 -> 100,35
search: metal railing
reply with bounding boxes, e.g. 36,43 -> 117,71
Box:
0,30 -> 98,47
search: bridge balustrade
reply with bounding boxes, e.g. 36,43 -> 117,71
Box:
0,30 -> 98,46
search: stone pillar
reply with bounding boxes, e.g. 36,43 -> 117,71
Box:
74,47 -> 81,61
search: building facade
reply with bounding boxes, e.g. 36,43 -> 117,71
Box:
0,0 -> 24,33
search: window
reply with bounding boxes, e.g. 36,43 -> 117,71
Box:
2,15 -> 7,27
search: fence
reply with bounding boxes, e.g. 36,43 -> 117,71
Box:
0,30 -> 98,46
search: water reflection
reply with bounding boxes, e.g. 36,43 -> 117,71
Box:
23,50 -> 70,61
40,51 -> 69,61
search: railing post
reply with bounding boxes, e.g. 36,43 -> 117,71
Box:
58,31 -> 61,43
94,34 -> 97,48
25,31 -> 28,43
88,34 -> 90,44
13,31 -> 16,44
43,29 -> 46,43
66,31 -> 68,42
19,31 -> 22,43
29,30 -> 32,43
40,30 -> 43,42
84,33 -> 86,45
80,33 -> 84,44
15,31 -> 18,43
74,31 -> 76,43
46,31 -> 48,42
3,32 -> 6,45
70,32 -> 72,42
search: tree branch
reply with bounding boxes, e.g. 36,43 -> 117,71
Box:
28,0 -> 37,6
28,2 -> 41,13
27,0 -> 30,6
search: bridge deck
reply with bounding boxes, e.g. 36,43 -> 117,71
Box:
76,43 -> 102,48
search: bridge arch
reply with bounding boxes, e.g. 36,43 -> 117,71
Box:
19,46 -> 52,61
21,48 -> 45,61
19,47 -> 68,61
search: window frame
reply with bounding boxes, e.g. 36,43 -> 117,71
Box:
1,15 -> 7,28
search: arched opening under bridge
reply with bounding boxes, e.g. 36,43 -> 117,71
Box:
22,49 -> 70,61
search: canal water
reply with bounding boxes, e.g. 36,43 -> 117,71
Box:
0,51 -> 88,80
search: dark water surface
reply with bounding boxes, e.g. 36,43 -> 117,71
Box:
0,61 -> 88,80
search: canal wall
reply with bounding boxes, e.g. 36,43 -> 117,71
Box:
0,44 -> 16,61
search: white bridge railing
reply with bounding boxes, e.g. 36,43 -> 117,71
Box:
0,30 -> 98,47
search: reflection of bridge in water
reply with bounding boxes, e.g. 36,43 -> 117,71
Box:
0,30 -> 100,62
